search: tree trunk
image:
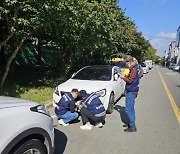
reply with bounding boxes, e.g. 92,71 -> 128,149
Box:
0,4 -> 16,52
37,38 -> 42,65
0,20 -> 6,75
0,29 -> 14,51
59,43 -> 71,76
0,37 -> 26,88
0,46 -> 6,74
0,20 -> 15,51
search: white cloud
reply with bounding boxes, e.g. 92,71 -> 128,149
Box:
150,32 -> 176,57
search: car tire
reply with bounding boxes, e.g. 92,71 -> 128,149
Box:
106,93 -> 114,114
13,139 -> 47,154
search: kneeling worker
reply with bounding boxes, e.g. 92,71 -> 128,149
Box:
79,90 -> 106,130
55,88 -> 79,126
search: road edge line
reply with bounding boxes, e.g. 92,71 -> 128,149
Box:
157,68 -> 180,125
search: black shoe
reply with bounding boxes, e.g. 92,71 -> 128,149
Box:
102,120 -> 106,125
124,127 -> 137,132
123,124 -> 129,128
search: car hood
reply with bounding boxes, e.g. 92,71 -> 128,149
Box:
57,79 -> 111,93
0,96 -> 39,109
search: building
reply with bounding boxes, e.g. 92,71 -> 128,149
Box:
169,41 -> 176,63
164,50 -> 170,67
175,26 -> 180,64
165,26 -> 180,67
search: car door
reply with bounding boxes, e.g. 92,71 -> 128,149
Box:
112,67 -> 123,101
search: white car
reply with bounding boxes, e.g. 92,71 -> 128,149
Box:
53,65 -> 125,114
141,63 -> 149,74
0,96 -> 54,154
173,64 -> 180,71
169,63 -> 176,70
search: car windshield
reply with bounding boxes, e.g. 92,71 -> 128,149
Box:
72,66 -> 112,81
112,62 -> 126,68
141,63 -> 146,67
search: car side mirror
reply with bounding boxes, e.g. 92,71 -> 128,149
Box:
114,74 -> 119,81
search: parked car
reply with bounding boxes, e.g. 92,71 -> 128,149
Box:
111,57 -> 130,75
141,63 -> 149,74
53,65 -> 126,114
137,65 -> 143,78
169,63 -> 176,70
173,64 -> 180,71
0,96 -> 54,154
144,60 -> 153,70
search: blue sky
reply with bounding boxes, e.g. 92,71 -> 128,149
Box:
117,0 -> 180,57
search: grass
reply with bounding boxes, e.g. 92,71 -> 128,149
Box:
20,87 -> 54,105
1,65 -> 65,105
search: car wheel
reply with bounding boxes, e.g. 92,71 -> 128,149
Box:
13,139 -> 47,154
106,93 -> 114,114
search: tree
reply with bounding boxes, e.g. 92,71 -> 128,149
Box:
0,0 -> 58,88
0,0 -> 157,89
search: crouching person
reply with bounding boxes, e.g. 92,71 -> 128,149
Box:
55,88 -> 79,126
79,90 -> 106,130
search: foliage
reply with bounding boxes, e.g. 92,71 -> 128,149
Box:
143,46 -> 157,61
1,65 -> 65,104
0,0 -> 158,92
20,87 -> 53,105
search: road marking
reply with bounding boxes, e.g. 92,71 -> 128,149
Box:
158,68 -> 180,124
166,72 -> 177,75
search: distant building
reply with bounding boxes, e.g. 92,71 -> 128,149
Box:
164,50 -> 170,67
165,26 -> 180,66
175,26 -> 180,64
169,41 -> 176,63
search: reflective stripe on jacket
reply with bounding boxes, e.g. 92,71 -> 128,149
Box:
55,93 -> 73,115
83,92 -> 106,116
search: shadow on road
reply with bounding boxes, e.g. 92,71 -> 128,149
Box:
69,118 -> 80,124
114,105 -> 129,125
54,128 -> 68,154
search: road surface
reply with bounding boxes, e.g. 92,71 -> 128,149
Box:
49,65 -> 180,154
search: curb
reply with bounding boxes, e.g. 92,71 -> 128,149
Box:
45,102 -> 53,109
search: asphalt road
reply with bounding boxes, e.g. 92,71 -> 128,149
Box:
49,65 -> 180,154
158,66 -> 180,110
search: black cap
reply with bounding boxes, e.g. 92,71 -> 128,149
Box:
79,90 -> 87,99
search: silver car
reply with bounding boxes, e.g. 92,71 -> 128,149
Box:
0,96 -> 54,154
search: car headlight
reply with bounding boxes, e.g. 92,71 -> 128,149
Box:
30,105 -> 51,117
54,87 -> 59,96
96,89 -> 106,97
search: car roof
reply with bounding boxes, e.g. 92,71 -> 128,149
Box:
84,65 -> 113,69
0,96 -> 39,109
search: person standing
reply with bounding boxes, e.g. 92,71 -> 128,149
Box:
55,88 -> 79,126
120,55 -> 140,132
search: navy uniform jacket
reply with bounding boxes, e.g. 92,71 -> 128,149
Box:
83,92 -> 106,117
55,93 -> 76,115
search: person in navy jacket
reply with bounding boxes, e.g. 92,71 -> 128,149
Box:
55,88 -> 79,126
120,55 -> 140,132
78,90 -> 106,130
